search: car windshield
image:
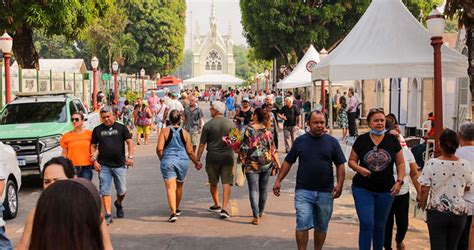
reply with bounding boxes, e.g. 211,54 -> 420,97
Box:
0,102 -> 67,124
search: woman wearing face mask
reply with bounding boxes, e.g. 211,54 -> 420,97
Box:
60,112 -> 94,180
348,108 -> 406,250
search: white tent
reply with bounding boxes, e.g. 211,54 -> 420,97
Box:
183,74 -> 244,86
277,44 -> 320,89
312,0 -> 468,81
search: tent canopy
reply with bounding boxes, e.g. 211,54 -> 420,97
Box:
312,0 -> 468,82
278,45 -> 320,89
183,74 -> 244,86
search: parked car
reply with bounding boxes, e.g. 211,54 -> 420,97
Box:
0,92 -> 100,174
0,142 -> 22,219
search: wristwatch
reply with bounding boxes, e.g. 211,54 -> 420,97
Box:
396,179 -> 404,185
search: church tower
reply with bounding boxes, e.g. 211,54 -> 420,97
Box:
191,0 -> 235,77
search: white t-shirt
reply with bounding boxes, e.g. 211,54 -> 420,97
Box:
457,146 -> 474,214
167,99 -> 184,112
418,158 -> 472,215
155,103 -> 167,121
393,147 -> 416,195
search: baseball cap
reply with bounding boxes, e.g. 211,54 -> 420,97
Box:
242,97 -> 250,102
171,92 -> 179,97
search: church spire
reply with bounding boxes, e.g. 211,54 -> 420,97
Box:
211,0 -> 216,19
228,21 -> 232,38
209,0 -> 217,39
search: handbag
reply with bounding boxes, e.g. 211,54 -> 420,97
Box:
235,163 -> 246,187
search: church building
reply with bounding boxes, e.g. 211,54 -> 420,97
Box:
191,0 -> 235,78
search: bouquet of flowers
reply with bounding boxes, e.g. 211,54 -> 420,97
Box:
222,128 -> 243,151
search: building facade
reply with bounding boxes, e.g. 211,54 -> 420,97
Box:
191,0 -> 235,78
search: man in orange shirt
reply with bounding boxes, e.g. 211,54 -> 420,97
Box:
60,112 -> 94,180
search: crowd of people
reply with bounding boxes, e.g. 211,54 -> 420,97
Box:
2,86 -> 473,250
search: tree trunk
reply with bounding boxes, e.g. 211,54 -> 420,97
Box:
466,20 -> 474,119
12,25 -> 39,69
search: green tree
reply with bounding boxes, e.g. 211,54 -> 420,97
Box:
234,45 -> 272,85
124,0 -> 186,76
33,31 -> 76,59
83,3 -> 129,73
445,0 -> 474,114
0,0 -> 112,69
241,0 -> 440,67
112,33 -> 139,68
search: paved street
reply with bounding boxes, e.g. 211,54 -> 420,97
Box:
5,102 -> 431,249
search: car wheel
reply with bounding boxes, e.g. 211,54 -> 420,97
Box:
3,180 -> 18,219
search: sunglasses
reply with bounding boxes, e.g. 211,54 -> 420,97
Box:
71,118 -> 81,122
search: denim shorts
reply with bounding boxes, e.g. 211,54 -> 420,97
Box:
294,189 -> 334,232
160,160 -> 189,182
74,166 -> 93,181
99,164 -> 127,196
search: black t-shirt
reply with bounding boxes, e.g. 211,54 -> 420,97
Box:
91,122 -> 131,167
280,105 -> 300,127
352,133 -> 402,192
285,133 -> 346,192
236,109 -> 253,126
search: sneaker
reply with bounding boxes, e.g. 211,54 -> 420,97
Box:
115,201 -> 124,218
105,214 -> 113,225
168,214 -> 178,222
259,212 -> 266,218
220,209 -> 230,219
209,205 -> 221,212
176,209 -> 182,216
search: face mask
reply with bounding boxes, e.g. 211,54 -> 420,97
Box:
370,129 -> 387,136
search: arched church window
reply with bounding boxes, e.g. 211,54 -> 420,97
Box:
205,50 -> 222,71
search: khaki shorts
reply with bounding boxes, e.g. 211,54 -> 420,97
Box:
206,164 -> 234,185
189,132 -> 200,146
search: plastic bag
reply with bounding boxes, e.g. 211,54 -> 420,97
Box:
235,164 -> 246,187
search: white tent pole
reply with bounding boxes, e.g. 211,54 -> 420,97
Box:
329,80 -> 333,135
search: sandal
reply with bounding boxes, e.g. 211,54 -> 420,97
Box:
251,218 -> 259,225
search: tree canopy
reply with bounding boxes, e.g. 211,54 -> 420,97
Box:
0,0 -> 112,68
241,0 -> 441,67
124,0 -> 186,76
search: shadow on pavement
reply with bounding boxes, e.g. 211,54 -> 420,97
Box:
109,234 -> 358,250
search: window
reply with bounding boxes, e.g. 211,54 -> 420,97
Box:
205,50 -> 222,72
0,102 -> 67,124
72,99 -> 87,114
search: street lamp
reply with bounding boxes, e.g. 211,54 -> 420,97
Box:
112,61 -> 119,103
140,68 -> 145,99
319,48 -> 328,114
91,56 -> 99,110
264,69 -> 270,92
427,8 -> 445,157
0,32 -> 13,104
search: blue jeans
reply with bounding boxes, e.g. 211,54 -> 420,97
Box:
294,189 -> 334,232
99,165 -> 127,196
352,186 -> 394,250
246,170 -> 271,218
74,166 -> 93,180
0,226 -> 12,249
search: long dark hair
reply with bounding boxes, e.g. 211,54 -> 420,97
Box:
439,128 -> 459,155
339,96 -> 347,109
253,108 -> 269,128
29,180 -> 104,250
